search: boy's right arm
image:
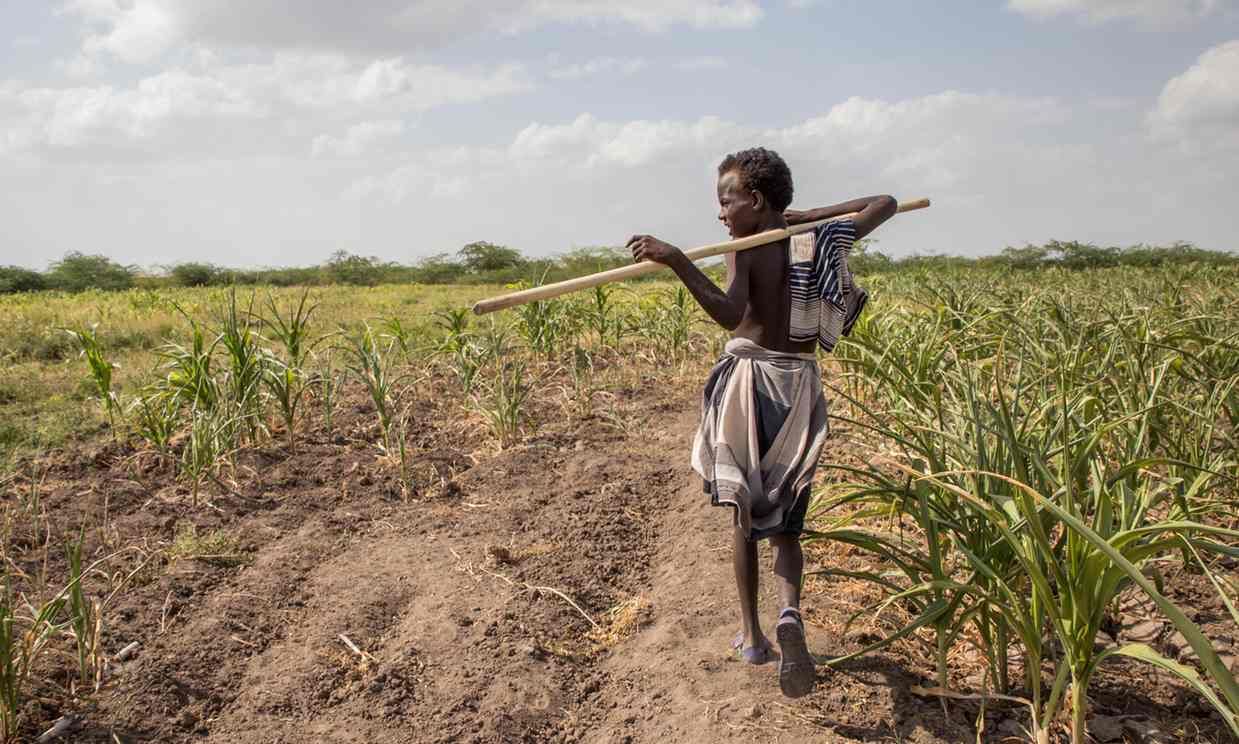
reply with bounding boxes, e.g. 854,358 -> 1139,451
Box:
784,195 -> 897,240
628,233 -> 750,331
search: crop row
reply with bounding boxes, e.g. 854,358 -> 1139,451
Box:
815,262 -> 1239,742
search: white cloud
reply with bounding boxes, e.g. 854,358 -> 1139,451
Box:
330,87 -> 1230,264
348,59 -> 531,108
60,1 -> 764,63
500,0 -> 763,32
675,56 -> 728,71
598,117 -> 739,167
64,0 -> 180,63
1,70 -> 259,154
344,145 -> 502,203
55,53 -> 104,79
0,55 -> 529,160
1007,0 -> 1228,24
201,55 -> 530,111
357,92 -> 1078,226
506,113 -> 741,167
312,119 -> 405,158
1149,40 -> 1239,151
773,91 -> 1068,189
549,57 -> 647,81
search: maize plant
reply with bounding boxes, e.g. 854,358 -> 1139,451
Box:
640,286 -> 697,363
814,268 -> 1239,744
429,309 -> 480,394
63,325 -> 121,431
585,283 -> 621,350
380,316 -> 417,357
263,287 -> 321,369
314,361 -> 341,437
216,289 -> 266,444
0,581 -> 67,742
433,308 -> 471,355
263,355 -> 309,452
513,273 -> 578,357
65,533 -> 103,693
344,323 -> 397,448
129,389 -> 178,454
158,309 -> 219,412
478,360 -> 529,448
180,407 -> 240,506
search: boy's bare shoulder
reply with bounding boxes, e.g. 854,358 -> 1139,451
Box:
749,240 -> 789,278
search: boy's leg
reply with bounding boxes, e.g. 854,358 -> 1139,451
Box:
733,525 -> 766,650
770,531 -> 814,697
769,533 -> 803,610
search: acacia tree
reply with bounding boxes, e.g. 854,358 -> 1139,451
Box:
170,262 -> 222,287
325,250 -> 386,286
458,241 -> 524,273
46,252 -> 135,292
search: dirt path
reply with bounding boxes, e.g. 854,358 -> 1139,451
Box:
43,378 -> 964,743
566,404 -> 967,744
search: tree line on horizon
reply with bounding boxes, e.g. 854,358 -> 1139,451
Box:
3,239 -> 1235,295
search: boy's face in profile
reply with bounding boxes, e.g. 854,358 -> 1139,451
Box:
717,169 -> 764,239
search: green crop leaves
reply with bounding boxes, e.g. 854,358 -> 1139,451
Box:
815,270 -> 1239,744
63,325 -> 121,432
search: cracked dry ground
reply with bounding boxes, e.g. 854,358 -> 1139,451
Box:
20,366 -> 1233,743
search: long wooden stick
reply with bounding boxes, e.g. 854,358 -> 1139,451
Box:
472,197 -> 930,315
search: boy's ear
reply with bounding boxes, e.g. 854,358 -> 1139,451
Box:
751,189 -> 766,211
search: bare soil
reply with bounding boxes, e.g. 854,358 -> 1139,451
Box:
7,364 -> 1236,743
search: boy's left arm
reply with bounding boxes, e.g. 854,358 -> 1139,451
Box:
785,195 -> 896,239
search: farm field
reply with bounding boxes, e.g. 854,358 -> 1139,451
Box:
1,263 -> 1238,743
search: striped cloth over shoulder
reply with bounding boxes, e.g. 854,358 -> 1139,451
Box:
787,218 -> 867,352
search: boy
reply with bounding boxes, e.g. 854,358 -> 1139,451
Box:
626,147 -> 896,697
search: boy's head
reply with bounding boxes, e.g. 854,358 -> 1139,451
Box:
716,147 -> 793,238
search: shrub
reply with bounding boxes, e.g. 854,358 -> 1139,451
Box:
46,252 -> 135,292
992,243 -> 1052,270
325,251 -> 394,286
459,241 -> 525,273
557,246 -> 629,277
411,253 -> 465,284
1051,239 -> 1121,270
169,262 -> 222,287
0,266 -> 46,294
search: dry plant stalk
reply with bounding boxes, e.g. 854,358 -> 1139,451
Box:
449,547 -> 599,632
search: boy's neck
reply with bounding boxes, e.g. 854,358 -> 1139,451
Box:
754,212 -> 788,234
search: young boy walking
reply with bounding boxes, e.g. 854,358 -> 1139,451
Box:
626,147 -> 896,697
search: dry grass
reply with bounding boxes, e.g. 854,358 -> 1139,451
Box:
485,540 -> 560,567
587,594 -> 653,650
166,523 -> 248,566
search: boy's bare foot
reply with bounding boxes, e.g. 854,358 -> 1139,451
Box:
731,631 -> 776,665
775,608 -> 815,697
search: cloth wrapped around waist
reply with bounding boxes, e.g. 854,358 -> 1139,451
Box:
690,337 -> 829,540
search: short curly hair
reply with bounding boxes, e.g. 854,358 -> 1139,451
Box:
717,147 -> 794,212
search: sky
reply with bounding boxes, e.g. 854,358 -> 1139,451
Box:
2,0 -> 1238,270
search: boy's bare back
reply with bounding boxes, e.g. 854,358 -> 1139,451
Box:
725,240 -> 813,354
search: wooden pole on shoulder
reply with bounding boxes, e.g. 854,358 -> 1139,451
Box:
471,197 -> 930,315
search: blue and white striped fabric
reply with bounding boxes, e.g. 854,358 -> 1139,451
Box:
788,218 -> 858,352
